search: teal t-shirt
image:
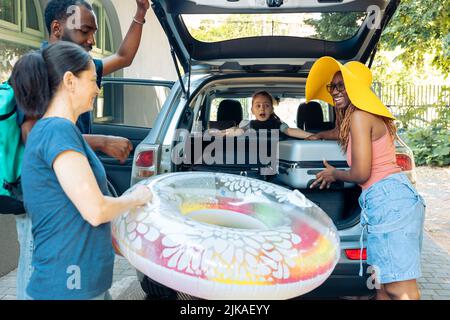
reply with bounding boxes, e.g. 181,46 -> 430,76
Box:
21,117 -> 114,300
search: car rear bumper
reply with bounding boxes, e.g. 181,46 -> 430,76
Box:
136,261 -> 373,299
301,276 -> 373,299
301,263 -> 373,298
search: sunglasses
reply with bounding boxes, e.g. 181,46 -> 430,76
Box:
326,82 -> 346,94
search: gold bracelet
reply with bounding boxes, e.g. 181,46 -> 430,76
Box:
133,17 -> 146,25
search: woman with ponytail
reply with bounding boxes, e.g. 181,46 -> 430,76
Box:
307,57 -> 425,300
10,41 -> 152,300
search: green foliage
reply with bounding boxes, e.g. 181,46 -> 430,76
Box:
371,52 -> 416,87
303,0 -> 450,76
398,88 -> 450,167
189,15 -> 273,42
400,126 -> 450,166
433,87 -> 450,128
0,0 -> 17,23
0,41 -> 33,83
304,12 -> 366,41
380,86 -> 450,130
189,12 -> 366,43
187,1 -> 450,78
395,105 -> 432,130
381,0 -> 450,76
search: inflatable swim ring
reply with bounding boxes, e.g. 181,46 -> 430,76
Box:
112,172 -> 340,300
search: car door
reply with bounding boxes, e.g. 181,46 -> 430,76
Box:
92,77 -> 174,196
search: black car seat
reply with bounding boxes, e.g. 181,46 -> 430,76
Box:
209,99 -> 243,130
297,101 -> 325,132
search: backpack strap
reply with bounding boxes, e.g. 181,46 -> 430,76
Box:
3,176 -> 23,201
1,81 -> 16,121
0,195 -> 25,215
0,106 -> 16,121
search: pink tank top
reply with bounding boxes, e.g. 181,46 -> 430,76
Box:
346,128 -> 401,190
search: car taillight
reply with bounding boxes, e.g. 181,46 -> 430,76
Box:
396,153 -> 412,171
135,150 -> 154,167
134,148 -> 158,179
345,248 -> 367,260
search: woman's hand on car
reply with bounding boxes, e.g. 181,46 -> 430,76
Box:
310,160 -> 337,189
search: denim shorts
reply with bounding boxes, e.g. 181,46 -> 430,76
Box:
359,173 -> 426,284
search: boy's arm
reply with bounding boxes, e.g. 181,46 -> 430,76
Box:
285,128 -> 313,139
306,127 -> 339,140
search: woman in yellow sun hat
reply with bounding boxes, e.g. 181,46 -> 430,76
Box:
307,56 -> 426,300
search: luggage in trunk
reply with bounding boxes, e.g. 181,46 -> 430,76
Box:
277,140 -> 356,189
179,133 -> 280,178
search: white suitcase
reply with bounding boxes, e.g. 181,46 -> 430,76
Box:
277,140 -> 356,189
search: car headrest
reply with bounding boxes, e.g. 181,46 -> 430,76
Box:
217,99 -> 243,124
297,101 -> 324,131
208,120 -> 237,131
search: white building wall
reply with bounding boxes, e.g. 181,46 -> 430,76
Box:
108,1 -> 178,126
110,0 -> 177,81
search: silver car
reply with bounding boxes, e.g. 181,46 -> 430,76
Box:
101,0 -> 416,299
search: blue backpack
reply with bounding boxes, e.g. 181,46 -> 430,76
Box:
0,81 -> 25,211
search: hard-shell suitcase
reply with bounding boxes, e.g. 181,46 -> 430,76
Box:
277,139 -> 356,189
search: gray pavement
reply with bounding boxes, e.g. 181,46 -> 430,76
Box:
1,232 -> 449,300
1,167 -> 449,300
415,166 -> 450,255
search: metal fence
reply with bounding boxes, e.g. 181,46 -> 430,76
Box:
373,83 -> 450,129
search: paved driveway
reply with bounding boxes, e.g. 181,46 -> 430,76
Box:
107,230 -> 450,300
416,166 -> 450,255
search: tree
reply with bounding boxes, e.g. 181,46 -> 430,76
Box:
188,1 -> 450,78
304,12 -> 366,41
189,15 -> 268,43
304,0 -> 450,75
381,0 -> 450,75
0,43 -> 32,83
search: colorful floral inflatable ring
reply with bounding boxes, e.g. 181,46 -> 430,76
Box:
112,172 -> 340,300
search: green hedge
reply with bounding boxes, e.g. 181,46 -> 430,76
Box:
399,126 -> 450,167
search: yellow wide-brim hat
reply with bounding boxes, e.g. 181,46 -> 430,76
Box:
306,56 -> 395,119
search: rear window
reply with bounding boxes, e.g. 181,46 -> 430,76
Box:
209,97 -> 331,128
182,12 -> 367,43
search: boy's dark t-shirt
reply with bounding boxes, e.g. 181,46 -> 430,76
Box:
21,117 -> 114,299
76,58 -> 103,134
